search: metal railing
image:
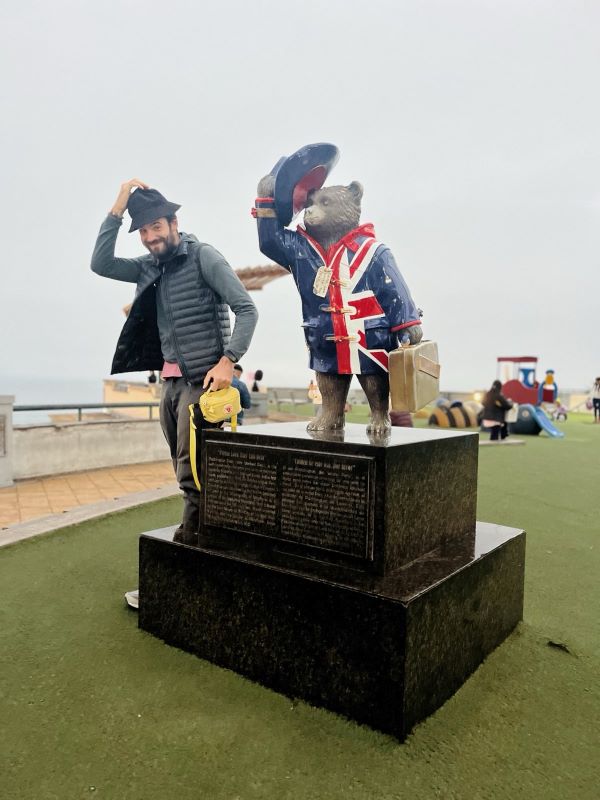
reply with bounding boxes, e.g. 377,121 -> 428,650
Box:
13,402 -> 160,422
268,388 -> 370,411
269,390 -> 308,410
13,388 -> 374,421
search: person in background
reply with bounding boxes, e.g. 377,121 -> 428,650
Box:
308,376 -> 322,403
252,369 -> 264,392
232,364 -> 251,424
308,375 -> 322,420
591,377 -> 600,423
390,409 -> 413,427
481,380 -> 513,441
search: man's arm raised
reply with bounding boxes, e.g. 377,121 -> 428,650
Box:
109,178 -> 149,218
91,178 -> 150,283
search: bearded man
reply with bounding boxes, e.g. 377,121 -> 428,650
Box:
91,178 -> 258,545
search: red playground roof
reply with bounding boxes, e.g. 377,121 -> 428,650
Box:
496,356 -> 538,363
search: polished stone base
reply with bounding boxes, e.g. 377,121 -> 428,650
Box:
138,521 -> 525,740
200,422 -> 479,575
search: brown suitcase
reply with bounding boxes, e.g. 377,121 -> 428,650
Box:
389,341 -> 440,412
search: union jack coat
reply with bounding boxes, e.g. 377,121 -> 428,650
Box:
254,197 -> 421,375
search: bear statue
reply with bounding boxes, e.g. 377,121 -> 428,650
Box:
253,147 -> 423,435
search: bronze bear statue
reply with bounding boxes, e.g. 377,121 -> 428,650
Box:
255,172 -> 422,435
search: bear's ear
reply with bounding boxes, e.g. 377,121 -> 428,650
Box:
347,181 -> 364,202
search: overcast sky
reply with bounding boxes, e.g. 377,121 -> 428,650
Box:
1,0 -> 599,396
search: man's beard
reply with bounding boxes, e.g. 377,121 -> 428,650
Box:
145,236 -> 178,262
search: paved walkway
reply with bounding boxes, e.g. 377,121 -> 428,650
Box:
0,414 -> 311,549
0,462 -> 179,547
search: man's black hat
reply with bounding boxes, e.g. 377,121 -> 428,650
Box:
127,188 -> 181,232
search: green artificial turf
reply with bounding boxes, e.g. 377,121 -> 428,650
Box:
278,401 -> 372,422
1,420 -> 599,800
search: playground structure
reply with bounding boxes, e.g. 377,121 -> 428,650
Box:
427,356 -> 567,437
428,401 -> 480,429
498,355 -> 539,404
497,356 -> 564,438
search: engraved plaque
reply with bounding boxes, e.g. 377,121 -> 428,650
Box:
203,441 -> 375,561
204,443 -> 279,534
0,415 -> 5,457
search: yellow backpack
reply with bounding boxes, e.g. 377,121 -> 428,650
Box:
188,386 -> 242,491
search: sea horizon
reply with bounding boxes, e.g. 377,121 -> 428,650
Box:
2,373 -> 589,426
1,376 -> 106,425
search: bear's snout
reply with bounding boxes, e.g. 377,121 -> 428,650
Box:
304,205 -> 324,227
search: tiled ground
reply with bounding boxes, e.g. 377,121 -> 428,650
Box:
0,461 -> 175,529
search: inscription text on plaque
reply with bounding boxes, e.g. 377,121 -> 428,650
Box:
203,442 -> 375,560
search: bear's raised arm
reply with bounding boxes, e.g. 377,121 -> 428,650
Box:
252,175 -> 300,269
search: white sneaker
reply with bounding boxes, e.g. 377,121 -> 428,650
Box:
124,589 -> 139,610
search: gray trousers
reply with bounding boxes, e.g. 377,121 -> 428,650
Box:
159,378 -> 221,532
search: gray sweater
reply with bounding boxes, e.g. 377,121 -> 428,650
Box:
91,214 -> 258,381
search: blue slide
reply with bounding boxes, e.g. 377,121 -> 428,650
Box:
519,404 -> 565,438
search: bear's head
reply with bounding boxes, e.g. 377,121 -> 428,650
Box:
303,181 -> 363,251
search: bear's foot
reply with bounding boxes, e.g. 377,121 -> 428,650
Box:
306,414 -> 345,432
366,412 -> 392,437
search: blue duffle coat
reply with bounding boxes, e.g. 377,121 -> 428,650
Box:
255,198 -> 421,375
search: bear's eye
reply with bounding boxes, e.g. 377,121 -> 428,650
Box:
322,199 -> 329,206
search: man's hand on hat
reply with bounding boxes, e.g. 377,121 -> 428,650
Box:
203,356 -> 234,391
110,178 -> 150,218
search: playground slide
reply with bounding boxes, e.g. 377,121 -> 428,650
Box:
526,404 -> 565,438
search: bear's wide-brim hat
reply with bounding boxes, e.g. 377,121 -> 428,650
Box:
127,188 -> 181,232
272,143 -> 339,226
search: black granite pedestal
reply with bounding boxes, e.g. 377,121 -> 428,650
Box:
139,521 -> 524,740
137,423 -> 525,741
199,422 -> 478,574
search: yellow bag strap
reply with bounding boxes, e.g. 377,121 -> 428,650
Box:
188,403 -> 201,491
188,401 -> 238,493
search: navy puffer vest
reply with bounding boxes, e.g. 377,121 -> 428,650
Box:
111,241 -> 231,383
